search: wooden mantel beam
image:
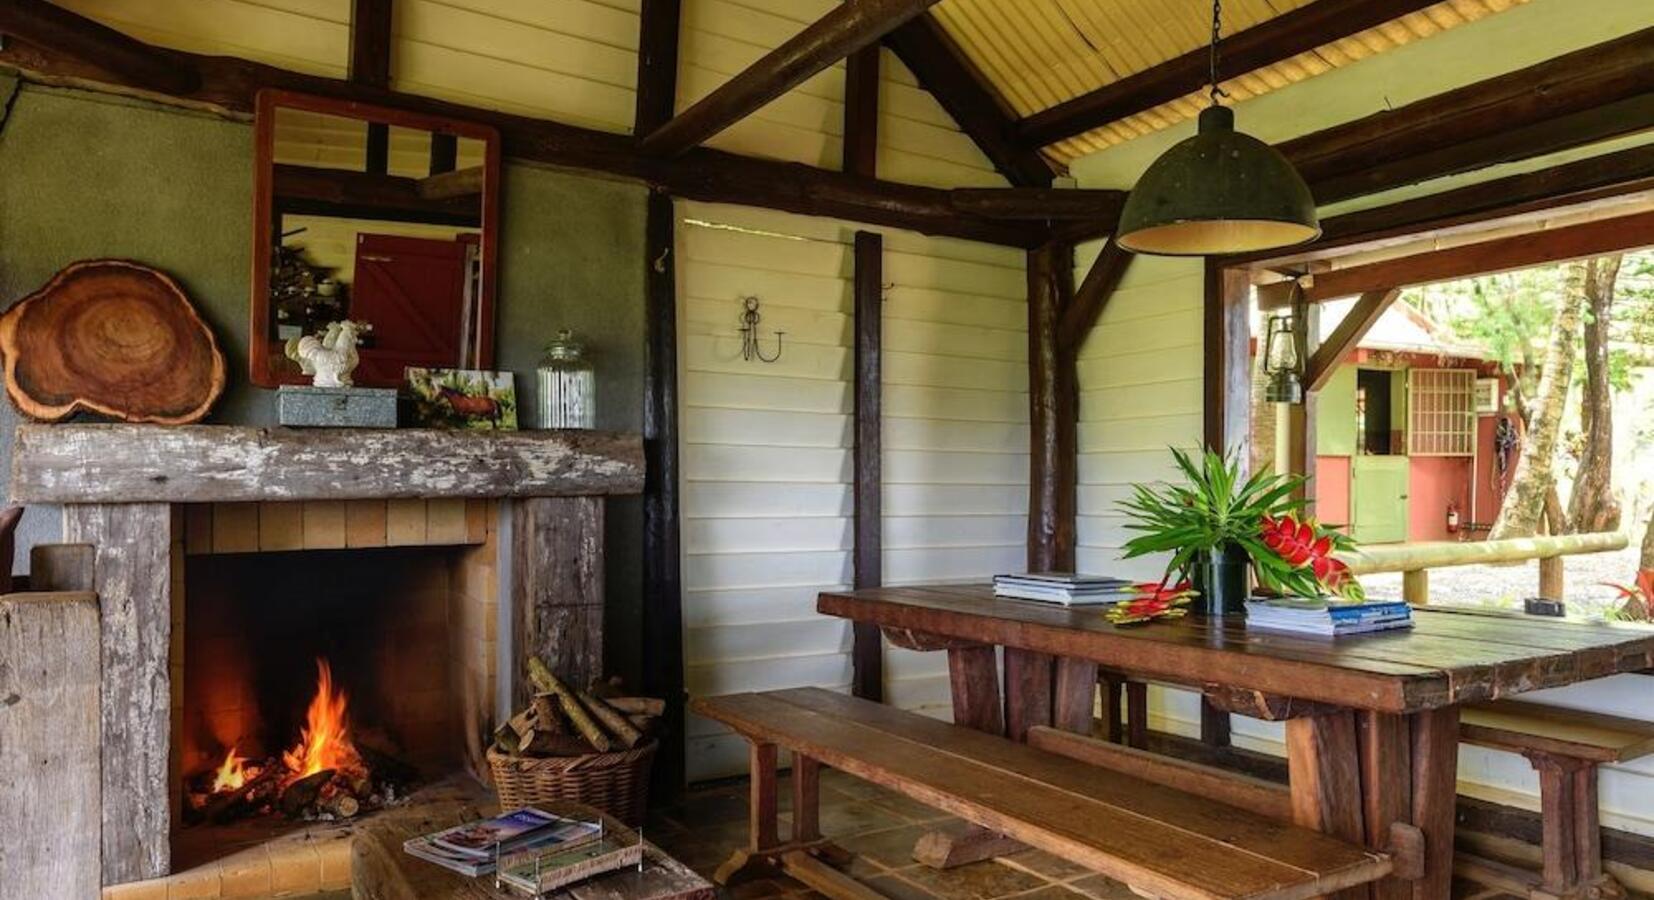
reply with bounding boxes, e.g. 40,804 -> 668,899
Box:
1295,208 -> 1654,303
0,0 -> 198,94
639,0 -> 941,158
884,14 -> 1053,187
1015,0 -> 1440,148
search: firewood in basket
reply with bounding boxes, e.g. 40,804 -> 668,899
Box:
626,714 -> 660,736
533,693 -> 567,733
604,696 -> 666,717
508,706 -> 539,740
279,768 -> 336,818
578,691 -> 644,749
528,658 -> 612,752
494,722 -> 522,754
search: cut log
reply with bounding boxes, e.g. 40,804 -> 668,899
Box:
529,657 -> 612,752
580,691 -> 645,749
533,694 -> 564,733
325,792 -> 361,819
0,260 -> 226,424
280,768 -> 336,818
607,696 -> 667,716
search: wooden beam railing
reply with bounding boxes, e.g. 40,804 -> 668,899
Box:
1337,532 -> 1629,606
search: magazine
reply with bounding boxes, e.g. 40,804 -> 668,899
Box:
405,807 -> 602,876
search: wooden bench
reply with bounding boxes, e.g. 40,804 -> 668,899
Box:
1455,699 -> 1654,900
693,687 -> 1395,900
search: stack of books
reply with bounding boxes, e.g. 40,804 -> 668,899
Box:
403,807 -> 602,878
993,573 -> 1135,605
1245,597 -> 1413,636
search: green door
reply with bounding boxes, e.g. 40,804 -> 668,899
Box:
1352,456 -> 1410,544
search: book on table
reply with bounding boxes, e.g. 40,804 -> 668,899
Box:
1244,596 -> 1413,636
403,807 -> 602,877
992,572 -> 1137,605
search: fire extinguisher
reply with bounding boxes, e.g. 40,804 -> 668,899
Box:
1446,503 -> 1461,534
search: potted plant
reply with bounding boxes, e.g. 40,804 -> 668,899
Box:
1117,448 -> 1359,615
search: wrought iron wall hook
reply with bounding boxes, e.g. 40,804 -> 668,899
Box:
738,296 -> 783,363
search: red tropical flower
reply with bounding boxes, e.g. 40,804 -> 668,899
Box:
1259,515 -> 1363,601
1601,570 -> 1654,623
1107,582 -> 1194,625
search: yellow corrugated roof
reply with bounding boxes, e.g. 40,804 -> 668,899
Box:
929,0 -> 1527,166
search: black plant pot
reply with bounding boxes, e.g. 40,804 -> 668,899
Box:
1191,543 -> 1250,617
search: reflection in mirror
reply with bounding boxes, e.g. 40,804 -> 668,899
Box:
250,92 -> 500,388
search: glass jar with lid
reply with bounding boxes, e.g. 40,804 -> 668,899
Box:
536,329 -> 596,429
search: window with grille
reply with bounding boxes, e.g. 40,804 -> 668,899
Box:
1408,368 -> 1476,456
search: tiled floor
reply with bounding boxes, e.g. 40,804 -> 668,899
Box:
643,770 -> 1532,900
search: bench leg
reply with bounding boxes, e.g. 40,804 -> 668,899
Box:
916,646 -> 1025,869
1125,681 -> 1149,750
1099,672 -> 1125,743
793,754 -> 821,844
1525,752 -> 1626,900
716,744 -> 848,888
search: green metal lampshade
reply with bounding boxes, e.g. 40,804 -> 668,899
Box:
1116,105 -> 1320,256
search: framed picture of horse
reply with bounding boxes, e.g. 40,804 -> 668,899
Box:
405,367 -> 519,430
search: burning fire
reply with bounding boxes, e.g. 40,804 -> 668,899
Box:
210,746 -> 253,793
282,658 -> 365,781
206,657 -> 366,796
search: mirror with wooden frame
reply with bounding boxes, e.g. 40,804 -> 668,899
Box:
249,89 -> 501,388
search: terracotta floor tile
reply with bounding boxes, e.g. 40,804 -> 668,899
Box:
866,872 -> 948,900
1002,886 -> 1093,900
999,849 -> 1092,881
816,800 -> 908,837
834,824 -> 932,869
1066,874 -> 1142,900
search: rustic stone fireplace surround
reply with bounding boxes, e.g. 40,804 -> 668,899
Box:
10,424 -> 644,890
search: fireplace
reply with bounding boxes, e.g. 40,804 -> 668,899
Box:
9,424 -> 644,890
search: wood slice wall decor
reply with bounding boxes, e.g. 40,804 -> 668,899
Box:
0,260 -> 226,424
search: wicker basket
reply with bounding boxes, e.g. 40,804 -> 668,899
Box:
487,739 -> 657,825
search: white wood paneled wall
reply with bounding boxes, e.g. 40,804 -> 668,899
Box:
57,0 -> 1006,190
679,200 -> 1027,780
1073,245 -> 1205,582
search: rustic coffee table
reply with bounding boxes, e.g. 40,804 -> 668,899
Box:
351,794 -> 713,900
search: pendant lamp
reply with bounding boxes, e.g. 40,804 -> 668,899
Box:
1115,0 -> 1320,256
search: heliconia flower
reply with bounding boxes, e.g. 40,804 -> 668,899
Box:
1259,514 -> 1363,601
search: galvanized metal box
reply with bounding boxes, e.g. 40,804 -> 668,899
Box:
277,385 -> 398,428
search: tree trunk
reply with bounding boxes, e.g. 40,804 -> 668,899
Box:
1567,255 -> 1622,534
1642,511 -> 1654,571
1489,262 -> 1587,540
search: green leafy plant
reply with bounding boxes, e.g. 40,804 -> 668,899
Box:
1601,571 -> 1654,623
1117,447 -> 1359,599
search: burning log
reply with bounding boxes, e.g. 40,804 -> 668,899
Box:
205,763 -> 283,824
279,768 -> 336,818
323,792 -> 360,819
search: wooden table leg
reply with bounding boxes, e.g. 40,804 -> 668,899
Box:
1359,711 -> 1415,900
1409,706 -> 1461,900
915,644 -> 1024,869
1003,648 -> 1054,742
1287,710 -> 1368,900
1053,656 -> 1098,734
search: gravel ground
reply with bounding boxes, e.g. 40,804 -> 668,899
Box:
1360,543 -> 1644,618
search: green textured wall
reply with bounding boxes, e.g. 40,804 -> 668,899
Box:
0,80 -> 648,680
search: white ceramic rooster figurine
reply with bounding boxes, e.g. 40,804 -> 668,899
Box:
285,320 -> 370,387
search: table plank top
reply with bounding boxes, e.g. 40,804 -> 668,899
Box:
818,584 -> 1654,714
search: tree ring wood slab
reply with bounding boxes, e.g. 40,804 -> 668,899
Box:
0,260 -> 226,424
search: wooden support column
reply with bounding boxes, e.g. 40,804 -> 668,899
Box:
1409,705 -> 1462,900
0,590 -> 101,898
1286,711 -> 1366,900
1027,242 -> 1076,572
637,0 -> 686,799
1200,263 -> 1251,747
852,231 -> 885,700
349,0 -> 393,174
842,44 -> 880,178
512,497 -> 605,706
1539,555 -> 1565,601
64,503 -> 174,884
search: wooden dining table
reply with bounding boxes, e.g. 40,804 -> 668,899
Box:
817,584 -> 1654,900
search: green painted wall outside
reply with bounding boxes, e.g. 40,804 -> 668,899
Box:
0,80 -> 647,682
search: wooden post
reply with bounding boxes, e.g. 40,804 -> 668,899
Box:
1286,711 -> 1367,900
1053,656 -> 1098,733
1027,242 -> 1076,572
0,591 -> 101,898
1403,569 -> 1429,606
512,497 -> 605,706
1539,555 -> 1564,600
349,0 -> 392,174
852,231 -> 885,701
1358,711 -> 1414,900
64,503 -> 173,884
1409,705 -> 1462,900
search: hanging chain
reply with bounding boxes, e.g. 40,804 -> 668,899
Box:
1208,0 -> 1228,105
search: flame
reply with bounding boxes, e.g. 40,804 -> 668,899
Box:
281,659 -> 364,781
210,746 -> 252,793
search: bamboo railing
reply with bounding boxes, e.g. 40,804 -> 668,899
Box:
1334,531 -> 1629,605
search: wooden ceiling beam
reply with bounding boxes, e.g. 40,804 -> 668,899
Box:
1305,289 -> 1401,392
842,45 -> 880,178
1015,0 -> 1441,149
884,15 -> 1053,187
274,164 -> 480,224
0,0 -> 198,94
950,187 -> 1124,221
1058,243 -> 1132,354
1283,27 -> 1654,204
633,0 -> 681,136
1234,143 -> 1654,271
1296,208 -> 1654,303
0,16 -> 1046,248
639,0 -> 940,158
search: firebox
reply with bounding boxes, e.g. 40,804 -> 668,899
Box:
171,500 -> 502,869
